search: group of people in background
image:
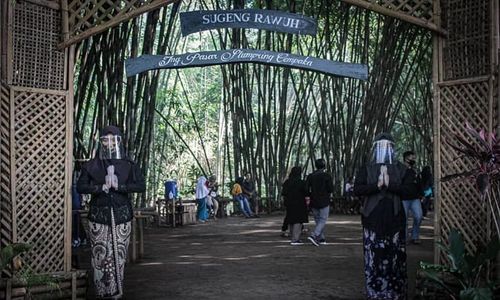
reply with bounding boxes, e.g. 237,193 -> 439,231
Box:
194,172 -> 261,222
231,173 -> 260,218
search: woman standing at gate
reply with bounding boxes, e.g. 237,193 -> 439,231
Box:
354,133 -> 411,300
77,125 -> 145,299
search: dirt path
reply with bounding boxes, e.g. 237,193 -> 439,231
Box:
115,213 -> 434,300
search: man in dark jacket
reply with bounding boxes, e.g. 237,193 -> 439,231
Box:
305,158 -> 334,246
401,150 -> 423,244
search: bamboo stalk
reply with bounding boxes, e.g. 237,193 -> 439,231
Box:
432,0 -> 443,265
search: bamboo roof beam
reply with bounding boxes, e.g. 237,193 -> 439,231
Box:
58,0 -> 179,49
340,0 -> 447,36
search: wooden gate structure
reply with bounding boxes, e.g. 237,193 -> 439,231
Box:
0,0 -> 498,297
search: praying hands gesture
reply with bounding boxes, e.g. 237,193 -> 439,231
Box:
377,165 -> 389,189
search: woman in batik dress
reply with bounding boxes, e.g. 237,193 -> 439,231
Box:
77,126 -> 145,299
354,133 -> 412,300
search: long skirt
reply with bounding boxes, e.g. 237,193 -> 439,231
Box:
88,210 -> 131,299
196,197 -> 208,221
363,228 -> 407,300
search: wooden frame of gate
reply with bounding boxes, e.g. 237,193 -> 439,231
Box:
0,0 -> 498,297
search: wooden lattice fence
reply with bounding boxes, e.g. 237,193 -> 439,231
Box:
12,88 -> 70,273
434,0 -> 499,261
1,0 -> 72,274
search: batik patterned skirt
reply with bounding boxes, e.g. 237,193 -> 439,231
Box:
88,210 -> 131,299
363,228 -> 407,300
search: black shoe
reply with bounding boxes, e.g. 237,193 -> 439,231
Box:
319,239 -> 327,245
308,236 -> 319,247
290,240 -> 304,246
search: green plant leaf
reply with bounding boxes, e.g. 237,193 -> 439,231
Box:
421,269 -> 457,296
420,261 -> 450,272
459,287 -> 492,300
483,237 -> 500,261
449,229 -> 465,271
0,243 -> 31,271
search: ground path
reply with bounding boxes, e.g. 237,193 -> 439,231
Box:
116,213 -> 434,299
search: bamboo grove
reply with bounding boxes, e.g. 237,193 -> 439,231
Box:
73,0 -> 432,207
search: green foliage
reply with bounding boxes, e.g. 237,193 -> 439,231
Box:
420,228 -> 500,300
0,243 -> 31,272
0,243 -> 61,295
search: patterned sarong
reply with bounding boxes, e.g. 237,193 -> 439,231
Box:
88,210 -> 131,299
363,228 -> 407,300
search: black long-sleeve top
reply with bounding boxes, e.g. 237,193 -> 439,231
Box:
354,162 -> 412,236
305,170 -> 334,209
77,158 -> 145,225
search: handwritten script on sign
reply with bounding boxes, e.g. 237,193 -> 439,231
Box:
125,49 -> 368,81
180,9 -> 317,36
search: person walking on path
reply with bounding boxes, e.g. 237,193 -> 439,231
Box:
354,132 -> 411,300
195,176 -> 209,223
77,125 -> 145,299
305,158 -> 334,246
282,166 -> 309,245
401,151 -> 423,244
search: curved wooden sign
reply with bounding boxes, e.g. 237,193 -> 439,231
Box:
180,9 -> 318,36
126,49 -> 368,80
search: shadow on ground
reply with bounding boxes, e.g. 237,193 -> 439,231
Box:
78,213 -> 434,299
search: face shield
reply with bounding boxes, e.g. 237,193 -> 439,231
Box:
99,134 -> 124,160
371,139 -> 395,164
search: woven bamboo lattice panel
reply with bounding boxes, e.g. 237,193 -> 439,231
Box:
438,80 -> 491,254
12,88 -> 68,273
442,0 -> 490,80
63,0 -> 174,48
0,83 -> 12,254
369,0 -> 434,21
340,0 -> 442,33
12,1 -> 65,90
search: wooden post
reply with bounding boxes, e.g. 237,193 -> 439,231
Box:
130,218 -> 137,263
172,199 -> 176,228
71,272 -> 76,300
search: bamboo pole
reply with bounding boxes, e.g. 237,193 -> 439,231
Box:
432,0 -> 442,265
340,0 -> 447,36
6,0 -> 13,84
64,44 -> 75,272
57,0 -> 179,49
24,0 -> 60,10
437,75 -> 490,86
